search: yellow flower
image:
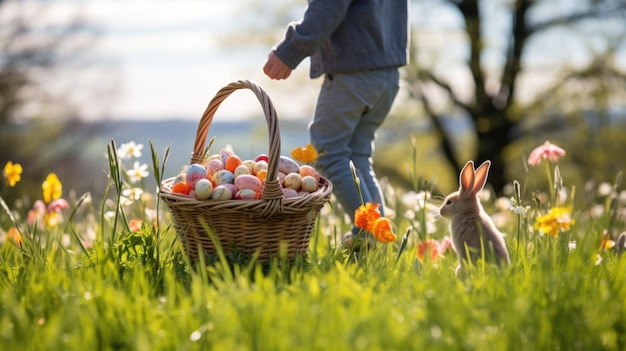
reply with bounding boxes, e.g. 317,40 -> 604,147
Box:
42,173 -> 62,204
534,206 -> 574,237
44,211 -> 61,228
3,161 -> 23,187
291,144 -> 318,163
599,230 -> 615,251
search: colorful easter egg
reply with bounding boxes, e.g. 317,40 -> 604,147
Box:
235,188 -> 259,200
301,175 -> 318,192
206,159 -> 224,176
234,174 -> 263,193
222,183 -> 237,197
278,156 -> 300,174
283,173 -> 302,190
241,160 -> 257,174
211,184 -> 233,200
186,163 -> 207,188
219,147 -> 234,164
212,170 -> 234,185
195,179 -> 213,200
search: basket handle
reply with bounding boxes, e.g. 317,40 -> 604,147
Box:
191,80 -> 284,216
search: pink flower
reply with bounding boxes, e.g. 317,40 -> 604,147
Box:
528,141 -> 566,166
47,199 -> 69,212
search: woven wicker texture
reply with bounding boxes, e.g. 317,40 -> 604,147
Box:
159,80 -> 333,262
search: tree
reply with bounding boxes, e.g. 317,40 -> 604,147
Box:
0,1 -> 109,204
406,0 -> 626,192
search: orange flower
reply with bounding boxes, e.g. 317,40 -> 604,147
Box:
354,202 -> 381,231
129,219 -> 143,232
291,144 -> 318,163
416,237 -> 452,263
6,227 -> 22,247
370,217 -> 396,243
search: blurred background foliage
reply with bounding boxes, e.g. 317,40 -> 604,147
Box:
1,0 -> 626,211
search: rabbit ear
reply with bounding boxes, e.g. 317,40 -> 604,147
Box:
471,160 -> 491,195
459,161 -> 476,195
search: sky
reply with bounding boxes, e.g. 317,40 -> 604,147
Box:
6,0 -> 322,122
5,0 -> 625,123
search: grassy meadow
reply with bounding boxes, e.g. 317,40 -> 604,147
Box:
1,139 -> 626,351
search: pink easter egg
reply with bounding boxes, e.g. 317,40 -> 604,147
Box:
299,165 -> 320,182
234,174 -> 263,193
282,187 -> 299,198
206,159 -> 224,176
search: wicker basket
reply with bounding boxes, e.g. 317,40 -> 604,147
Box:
159,80 -> 333,262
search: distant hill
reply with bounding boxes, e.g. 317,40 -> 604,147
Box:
89,118 -> 312,180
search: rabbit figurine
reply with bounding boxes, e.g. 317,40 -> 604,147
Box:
439,160 -> 510,278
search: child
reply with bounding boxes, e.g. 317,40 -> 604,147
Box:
264,0 -> 409,248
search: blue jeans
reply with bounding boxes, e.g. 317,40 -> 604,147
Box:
309,67 -> 400,235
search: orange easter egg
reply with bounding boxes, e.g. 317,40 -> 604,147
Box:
225,155 -> 242,173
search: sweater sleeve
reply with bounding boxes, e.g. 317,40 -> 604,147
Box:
273,0 -> 354,69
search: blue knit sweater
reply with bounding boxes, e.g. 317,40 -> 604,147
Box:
274,0 -> 409,78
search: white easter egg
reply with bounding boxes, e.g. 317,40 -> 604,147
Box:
278,156 -> 300,174
186,163 -> 207,188
221,183 -> 237,197
283,173 -> 302,190
234,164 -> 251,178
211,185 -> 233,200
212,170 -> 234,185
174,172 -> 186,185
255,160 -> 268,173
234,174 -> 263,193
301,175 -> 318,192
195,179 -> 213,200
235,188 -> 259,200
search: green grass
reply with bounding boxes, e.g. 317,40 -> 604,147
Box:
1,140 -> 625,350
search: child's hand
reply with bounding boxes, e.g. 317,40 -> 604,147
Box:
263,52 -> 292,80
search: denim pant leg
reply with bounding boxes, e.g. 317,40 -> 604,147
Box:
309,68 -> 400,234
